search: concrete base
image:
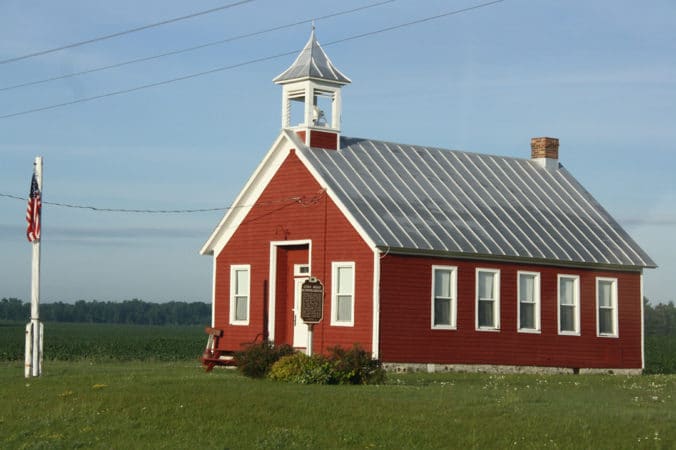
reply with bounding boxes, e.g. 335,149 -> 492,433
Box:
382,362 -> 642,376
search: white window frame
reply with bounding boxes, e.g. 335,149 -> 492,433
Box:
476,268 -> 500,331
294,264 -> 310,277
229,265 -> 250,326
517,271 -> 541,333
596,277 -> 619,338
558,274 -> 580,335
331,261 -> 355,327
431,265 -> 458,330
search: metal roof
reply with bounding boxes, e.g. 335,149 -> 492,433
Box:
273,29 -> 351,85
300,137 -> 655,269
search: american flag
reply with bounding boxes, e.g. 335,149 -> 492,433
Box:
26,173 -> 41,243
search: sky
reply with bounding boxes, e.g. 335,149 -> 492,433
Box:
1,0 -> 674,304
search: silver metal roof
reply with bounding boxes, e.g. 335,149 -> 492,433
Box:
300,137 -> 655,269
273,29 -> 351,85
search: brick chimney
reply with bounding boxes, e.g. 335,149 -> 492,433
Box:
531,137 -> 559,170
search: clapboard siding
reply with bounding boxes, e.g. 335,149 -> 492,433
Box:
214,150 -> 373,353
379,254 -> 642,368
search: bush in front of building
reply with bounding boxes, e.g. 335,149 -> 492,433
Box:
234,341 -> 295,378
326,344 -> 386,385
268,352 -> 333,384
267,344 -> 386,385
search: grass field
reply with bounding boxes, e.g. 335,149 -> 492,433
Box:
1,360 -> 674,449
1,322 -> 675,448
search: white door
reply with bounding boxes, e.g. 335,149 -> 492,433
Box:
293,277 -> 309,348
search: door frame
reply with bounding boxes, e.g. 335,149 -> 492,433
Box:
268,239 -> 312,344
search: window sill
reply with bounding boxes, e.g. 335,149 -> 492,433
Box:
229,321 -> 249,326
518,328 -> 541,334
476,327 -> 500,332
558,331 -> 580,336
330,321 -> 354,327
432,325 -> 457,331
597,333 -> 619,338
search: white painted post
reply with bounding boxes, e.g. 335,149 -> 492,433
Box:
26,156 -> 43,378
306,324 -> 313,356
24,323 -> 32,378
31,239 -> 41,376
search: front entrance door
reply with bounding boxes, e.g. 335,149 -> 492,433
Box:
293,276 -> 309,348
273,244 -> 309,348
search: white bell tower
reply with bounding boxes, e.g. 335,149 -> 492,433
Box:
273,29 -> 351,150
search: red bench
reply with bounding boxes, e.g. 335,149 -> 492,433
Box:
200,327 -> 236,371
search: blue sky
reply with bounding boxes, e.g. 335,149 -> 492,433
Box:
1,0 -> 674,303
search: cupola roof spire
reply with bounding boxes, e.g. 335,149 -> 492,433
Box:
273,29 -> 351,85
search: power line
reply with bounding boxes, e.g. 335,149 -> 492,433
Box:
0,0 -> 505,120
0,0 -> 396,93
0,191 -> 320,214
0,0 -> 255,66
0,192 -> 227,213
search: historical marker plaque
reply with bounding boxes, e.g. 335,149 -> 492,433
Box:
300,277 -> 324,324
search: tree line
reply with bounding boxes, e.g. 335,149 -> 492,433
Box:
0,298 -> 210,326
2,297 -> 675,333
644,300 -> 676,336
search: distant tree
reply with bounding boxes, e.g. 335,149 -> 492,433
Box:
0,298 -> 29,321
0,298 -> 211,325
645,298 -> 676,336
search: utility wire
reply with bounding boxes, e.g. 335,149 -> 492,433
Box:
0,0 -> 505,120
0,0 -> 255,66
0,0 -> 395,93
0,191 -> 318,214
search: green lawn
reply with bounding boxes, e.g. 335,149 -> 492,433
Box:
1,361 -> 674,449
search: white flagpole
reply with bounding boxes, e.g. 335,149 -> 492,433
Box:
25,156 -> 43,378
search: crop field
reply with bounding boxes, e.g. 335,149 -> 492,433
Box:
0,321 -> 205,361
644,335 -> 676,374
1,320 -> 674,374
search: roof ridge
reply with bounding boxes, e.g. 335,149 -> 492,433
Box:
339,135 -> 535,163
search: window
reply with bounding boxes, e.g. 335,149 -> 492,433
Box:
518,271 -> 541,332
558,275 -> 580,335
331,262 -> 354,326
597,277 -> 618,337
294,264 -> 310,277
229,265 -> 250,325
431,266 -> 457,329
476,269 -> 500,330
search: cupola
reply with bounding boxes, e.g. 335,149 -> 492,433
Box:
273,29 -> 351,150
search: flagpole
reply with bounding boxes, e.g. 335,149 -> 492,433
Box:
25,156 -> 43,378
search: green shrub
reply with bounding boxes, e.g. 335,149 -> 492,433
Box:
268,352 -> 333,384
327,344 -> 386,385
266,344 -> 386,385
234,341 -> 294,378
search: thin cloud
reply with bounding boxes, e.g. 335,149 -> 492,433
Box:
0,223 -> 207,242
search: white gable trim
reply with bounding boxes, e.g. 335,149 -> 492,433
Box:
200,130 -> 303,256
201,130 -> 378,257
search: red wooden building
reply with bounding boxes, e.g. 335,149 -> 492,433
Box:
201,31 -> 655,373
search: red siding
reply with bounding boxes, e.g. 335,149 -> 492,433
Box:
379,254 -> 642,369
214,150 -> 373,354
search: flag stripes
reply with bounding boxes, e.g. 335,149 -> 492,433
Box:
26,173 -> 41,242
